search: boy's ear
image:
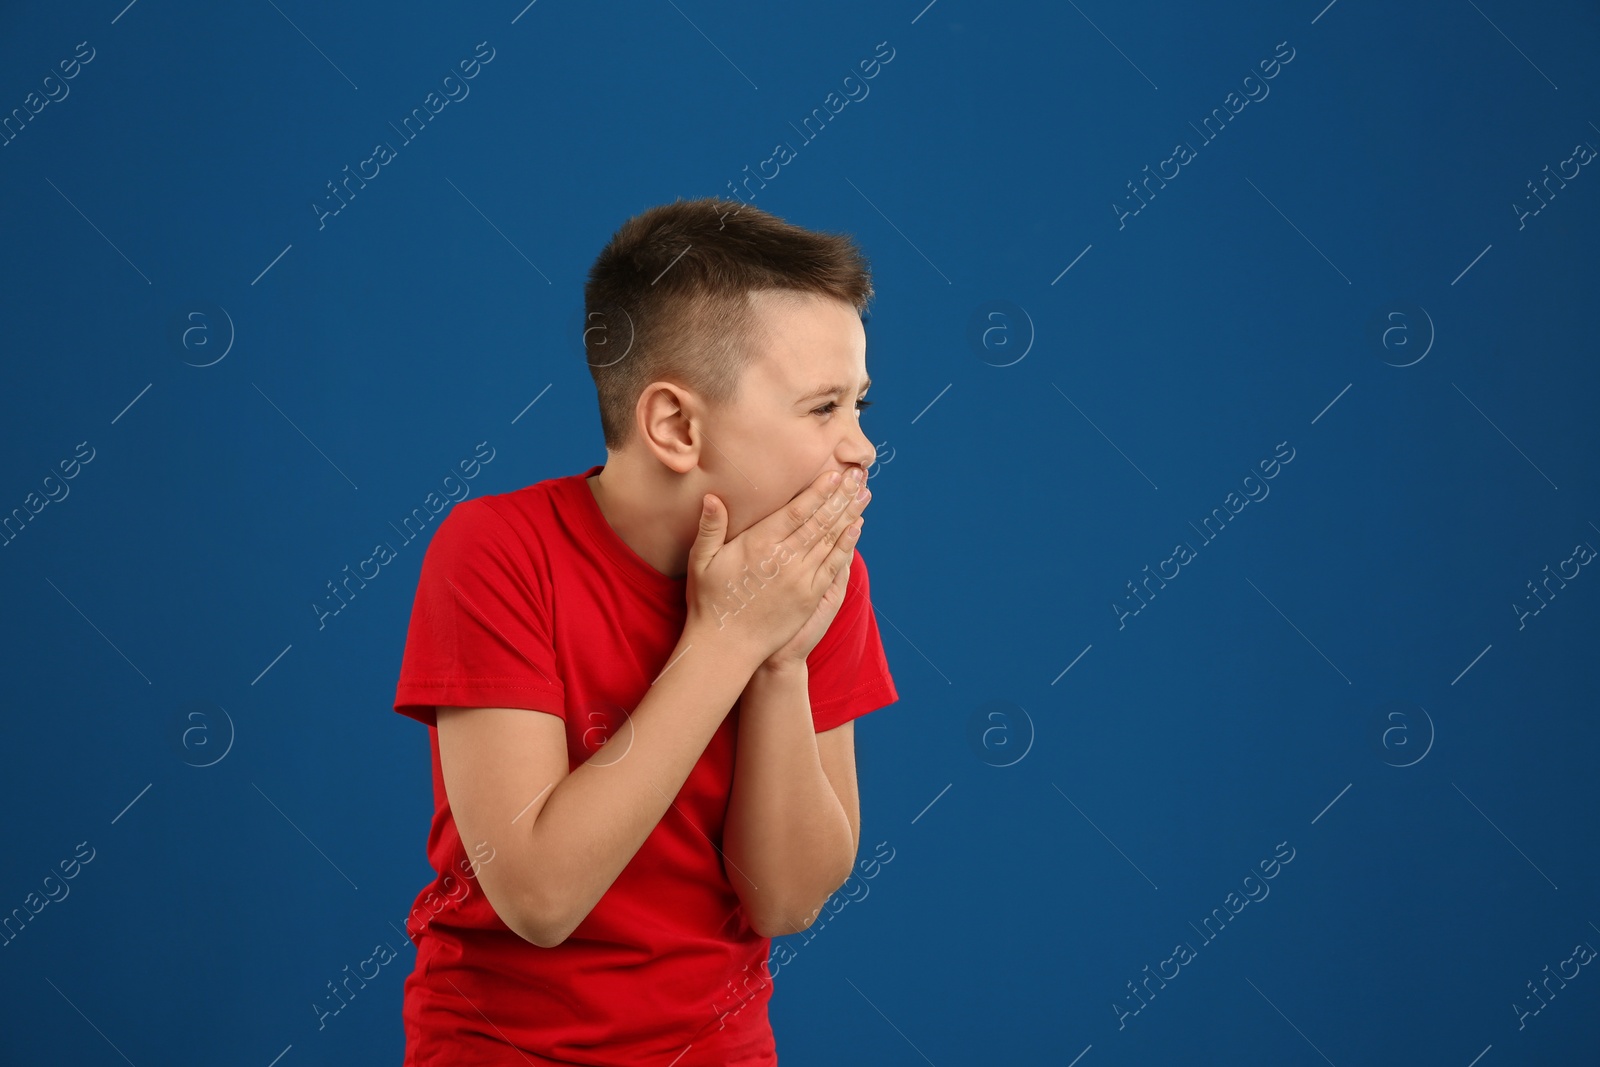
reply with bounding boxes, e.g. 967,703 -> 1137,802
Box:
635,381 -> 701,474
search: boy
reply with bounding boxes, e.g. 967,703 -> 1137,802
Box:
392,196 -> 899,1065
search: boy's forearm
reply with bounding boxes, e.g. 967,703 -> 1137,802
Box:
722,663 -> 856,937
518,624 -> 761,946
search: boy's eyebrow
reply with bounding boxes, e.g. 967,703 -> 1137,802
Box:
795,377 -> 871,403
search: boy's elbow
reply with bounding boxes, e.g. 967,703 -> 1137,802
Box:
749,909 -> 801,939
751,899 -> 823,939
511,882 -> 575,949
524,923 -> 571,949
516,909 -> 567,949
750,859 -> 854,938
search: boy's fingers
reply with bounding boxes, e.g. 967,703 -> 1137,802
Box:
803,500 -> 860,568
820,517 -> 862,587
778,466 -> 865,549
799,476 -> 868,567
825,550 -> 852,596
776,469 -> 839,534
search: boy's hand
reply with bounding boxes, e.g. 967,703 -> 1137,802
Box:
758,510 -> 864,674
685,466 -> 871,672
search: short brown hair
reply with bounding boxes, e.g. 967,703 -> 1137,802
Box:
583,197 -> 874,452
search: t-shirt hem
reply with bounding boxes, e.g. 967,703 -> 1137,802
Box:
395,681 -> 565,727
811,678 -> 899,733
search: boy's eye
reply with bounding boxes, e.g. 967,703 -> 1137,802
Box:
813,398 -> 873,416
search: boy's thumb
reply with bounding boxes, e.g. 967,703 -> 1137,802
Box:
693,494 -> 724,559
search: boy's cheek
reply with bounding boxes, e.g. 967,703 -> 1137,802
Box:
729,486 -> 783,525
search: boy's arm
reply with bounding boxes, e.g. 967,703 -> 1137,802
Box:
438,621 -> 763,948
435,469 -> 868,948
722,661 -> 859,938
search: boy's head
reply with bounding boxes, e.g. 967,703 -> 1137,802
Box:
584,198 -> 879,538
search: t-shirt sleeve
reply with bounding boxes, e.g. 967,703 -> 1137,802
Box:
806,547 -> 899,733
393,497 -> 565,728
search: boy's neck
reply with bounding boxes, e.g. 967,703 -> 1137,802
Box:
586,457 -> 695,581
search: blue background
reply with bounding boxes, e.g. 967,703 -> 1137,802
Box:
3,0 -> 1598,1063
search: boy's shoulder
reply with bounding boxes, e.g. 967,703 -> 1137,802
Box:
438,467 -> 590,557
458,466 -> 590,523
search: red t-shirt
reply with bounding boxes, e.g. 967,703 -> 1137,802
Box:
392,463 -> 899,1066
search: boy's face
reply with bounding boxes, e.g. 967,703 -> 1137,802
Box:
699,289 -> 878,539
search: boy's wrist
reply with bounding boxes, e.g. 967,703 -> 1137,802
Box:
742,658 -> 807,704
679,619 -> 770,682
752,657 -> 807,683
